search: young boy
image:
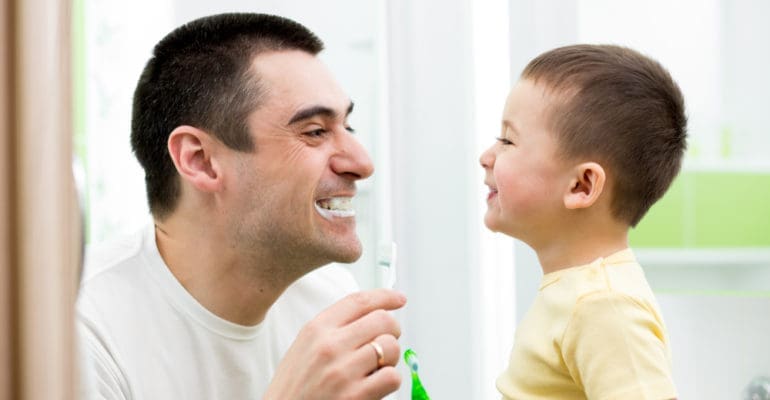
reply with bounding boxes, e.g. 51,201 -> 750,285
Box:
480,44 -> 686,399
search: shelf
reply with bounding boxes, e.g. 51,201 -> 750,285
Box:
636,248 -> 770,267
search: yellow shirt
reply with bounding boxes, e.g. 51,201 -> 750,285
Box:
497,249 -> 676,400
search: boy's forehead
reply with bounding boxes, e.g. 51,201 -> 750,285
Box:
504,79 -> 570,120
504,80 -> 546,114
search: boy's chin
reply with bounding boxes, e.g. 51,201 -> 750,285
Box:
482,217 -> 496,232
484,216 -> 523,240
483,222 -> 511,237
483,213 -> 504,233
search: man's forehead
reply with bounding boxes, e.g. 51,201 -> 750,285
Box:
248,50 -> 350,118
249,50 -> 337,91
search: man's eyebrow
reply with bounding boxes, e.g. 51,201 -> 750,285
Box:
287,101 -> 355,125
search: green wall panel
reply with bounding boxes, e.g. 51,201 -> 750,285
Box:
629,173 -> 688,247
630,171 -> 770,248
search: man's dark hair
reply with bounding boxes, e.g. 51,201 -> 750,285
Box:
521,44 -> 687,227
131,13 -> 323,219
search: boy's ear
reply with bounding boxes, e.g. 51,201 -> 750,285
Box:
563,162 -> 606,210
167,125 -> 223,193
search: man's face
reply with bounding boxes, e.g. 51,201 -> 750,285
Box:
479,79 -> 573,247
226,50 -> 373,267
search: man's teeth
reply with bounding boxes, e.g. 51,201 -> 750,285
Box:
317,197 -> 353,211
315,197 -> 355,219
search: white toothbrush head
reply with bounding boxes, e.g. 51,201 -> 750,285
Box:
377,241 -> 398,289
404,348 -> 419,373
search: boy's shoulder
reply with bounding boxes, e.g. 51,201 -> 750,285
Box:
547,249 -> 656,304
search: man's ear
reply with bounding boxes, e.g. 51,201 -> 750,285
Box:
563,162 -> 606,210
167,125 -> 223,193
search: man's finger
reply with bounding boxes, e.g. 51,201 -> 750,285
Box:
339,308 -> 401,348
353,334 -> 401,375
357,366 -> 402,400
315,289 -> 406,327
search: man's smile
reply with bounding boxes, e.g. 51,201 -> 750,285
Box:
315,196 -> 356,220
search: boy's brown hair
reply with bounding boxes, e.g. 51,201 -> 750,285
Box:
522,44 -> 687,227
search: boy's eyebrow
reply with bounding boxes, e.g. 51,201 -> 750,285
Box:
502,119 -> 520,137
287,101 -> 354,125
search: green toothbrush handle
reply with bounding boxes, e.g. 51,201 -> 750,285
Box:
410,374 -> 431,400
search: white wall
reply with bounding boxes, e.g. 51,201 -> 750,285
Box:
659,294 -> 770,398
722,0 -> 770,163
386,0 -> 480,397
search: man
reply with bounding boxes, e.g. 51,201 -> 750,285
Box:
77,13 -> 405,399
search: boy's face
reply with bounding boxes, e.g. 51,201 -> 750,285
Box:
479,79 -> 573,245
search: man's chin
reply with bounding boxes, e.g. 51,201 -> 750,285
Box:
326,241 -> 363,264
333,249 -> 362,264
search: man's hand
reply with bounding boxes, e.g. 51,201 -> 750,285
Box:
264,289 -> 407,400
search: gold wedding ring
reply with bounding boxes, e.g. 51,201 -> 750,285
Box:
369,341 -> 385,368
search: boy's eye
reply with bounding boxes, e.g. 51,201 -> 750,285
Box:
345,125 -> 356,134
496,137 -> 514,145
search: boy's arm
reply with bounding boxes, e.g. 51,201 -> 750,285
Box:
561,292 -> 677,400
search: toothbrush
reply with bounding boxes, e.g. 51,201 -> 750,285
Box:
380,243 -> 430,400
377,241 -> 398,289
404,349 -> 431,400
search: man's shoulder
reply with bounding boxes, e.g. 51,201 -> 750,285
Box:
77,226 -> 158,325
81,227 -> 147,283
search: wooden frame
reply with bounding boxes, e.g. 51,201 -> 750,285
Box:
0,0 -> 15,398
1,0 -> 78,399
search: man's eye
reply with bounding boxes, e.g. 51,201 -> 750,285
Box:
496,137 -> 514,145
304,129 -> 327,137
345,126 -> 356,134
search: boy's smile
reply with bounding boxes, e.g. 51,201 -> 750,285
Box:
485,183 -> 498,203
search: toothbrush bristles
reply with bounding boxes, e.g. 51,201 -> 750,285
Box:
404,349 -> 419,372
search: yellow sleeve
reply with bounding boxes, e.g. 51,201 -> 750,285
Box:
561,292 -> 677,400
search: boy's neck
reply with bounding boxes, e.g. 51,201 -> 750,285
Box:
534,226 -> 630,275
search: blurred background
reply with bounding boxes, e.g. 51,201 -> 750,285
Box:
3,0 -> 767,399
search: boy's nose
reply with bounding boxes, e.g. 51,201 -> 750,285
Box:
479,146 -> 495,169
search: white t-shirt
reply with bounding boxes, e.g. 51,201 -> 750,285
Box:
77,224 -> 359,400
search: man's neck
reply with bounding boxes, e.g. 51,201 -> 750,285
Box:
153,217 -> 294,326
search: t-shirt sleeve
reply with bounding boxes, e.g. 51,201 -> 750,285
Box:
77,316 -> 131,400
561,292 -> 677,400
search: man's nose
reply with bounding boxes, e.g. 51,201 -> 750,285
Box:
331,133 -> 374,180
